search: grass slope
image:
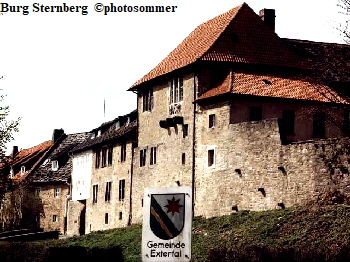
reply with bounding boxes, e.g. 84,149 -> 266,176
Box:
2,205 -> 350,261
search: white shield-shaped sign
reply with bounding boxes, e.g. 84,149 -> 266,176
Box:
142,187 -> 192,262
150,193 -> 185,240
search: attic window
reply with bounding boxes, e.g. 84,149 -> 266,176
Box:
97,130 -> 101,137
52,160 -> 59,171
262,79 -> 272,85
20,166 -> 25,174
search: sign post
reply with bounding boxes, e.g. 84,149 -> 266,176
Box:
142,187 -> 192,261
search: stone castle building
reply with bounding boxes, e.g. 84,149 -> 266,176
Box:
2,3 -> 350,235
129,3 -> 350,222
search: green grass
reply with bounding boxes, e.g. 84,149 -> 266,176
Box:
3,205 -> 350,261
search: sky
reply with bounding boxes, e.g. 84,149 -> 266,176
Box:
1,0 -> 348,153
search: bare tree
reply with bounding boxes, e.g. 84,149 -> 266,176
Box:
338,0 -> 350,43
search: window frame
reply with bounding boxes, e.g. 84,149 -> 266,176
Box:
140,149 -> 147,167
142,88 -> 154,112
52,160 -> 59,171
150,147 -> 157,165
54,187 -> 60,198
121,143 -> 127,162
101,147 -> 107,167
53,215 -> 58,222
105,181 -> 112,202
95,149 -> 100,168
119,179 -> 125,201
107,145 -> 113,166
282,110 -> 295,135
207,146 -> 216,168
209,114 -> 216,128
92,184 -> 99,204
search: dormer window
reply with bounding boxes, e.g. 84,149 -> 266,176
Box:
52,160 -> 59,171
20,165 -> 26,174
97,130 -> 101,137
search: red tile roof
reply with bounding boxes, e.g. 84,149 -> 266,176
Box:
130,3 -> 310,90
197,71 -> 349,104
3,141 -> 54,181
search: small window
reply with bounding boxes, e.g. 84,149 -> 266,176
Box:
169,77 -> 184,105
209,114 -> 216,128
249,106 -> 262,121
182,153 -> 186,165
52,160 -> 59,171
95,149 -> 100,168
183,124 -> 189,138
150,147 -> 157,165
107,145 -> 113,166
54,187 -> 60,198
105,182 -> 112,202
119,179 -> 125,201
105,213 -> 109,224
0,199 -> 4,210
53,215 -> 58,222
93,184 -> 99,204
140,149 -> 147,167
20,166 -> 25,174
121,143 -> 126,162
119,212 -> 123,220
101,147 -> 107,167
97,130 -> 101,137
142,88 -> 154,112
208,149 -> 215,167
35,187 -> 41,197
313,113 -> 325,138
282,110 -> 295,135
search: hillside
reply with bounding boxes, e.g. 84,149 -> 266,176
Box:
2,204 -> 350,261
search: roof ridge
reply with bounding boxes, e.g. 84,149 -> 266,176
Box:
129,3 -> 245,90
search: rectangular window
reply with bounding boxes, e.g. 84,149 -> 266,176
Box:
105,213 -> 109,224
107,145 -> 113,166
313,113 -> 325,137
93,184 -> 98,204
249,106 -> 262,121
95,149 -> 100,168
121,143 -> 126,162
150,147 -> 157,165
119,179 -> 125,201
119,212 -> 123,220
282,110 -> 295,135
170,77 -> 184,104
209,114 -> 216,128
54,187 -> 60,198
140,149 -> 147,167
142,88 -> 154,112
182,153 -> 186,165
101,147 -> 107,167
0,199 -> 4,210
183,124 -> 189,138
208,149 -> 215,167
53,215 -> 58,222
105,182 -> 112,202
35,187 -> 41,197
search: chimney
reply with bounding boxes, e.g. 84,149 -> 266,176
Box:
52,129 -> 64,143
12,146 -> 18,158
259,8 -> 275,32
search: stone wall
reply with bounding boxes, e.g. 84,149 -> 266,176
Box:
132,73 -> 196,223
194,100 -> 350,217
85,141 -> 133,234
35,184 -> 69,234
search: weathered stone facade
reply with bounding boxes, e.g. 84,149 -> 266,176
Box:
86,142 -> 133,233
32,184 -> 69,234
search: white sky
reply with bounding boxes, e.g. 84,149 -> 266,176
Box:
1,0 -> 348,153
